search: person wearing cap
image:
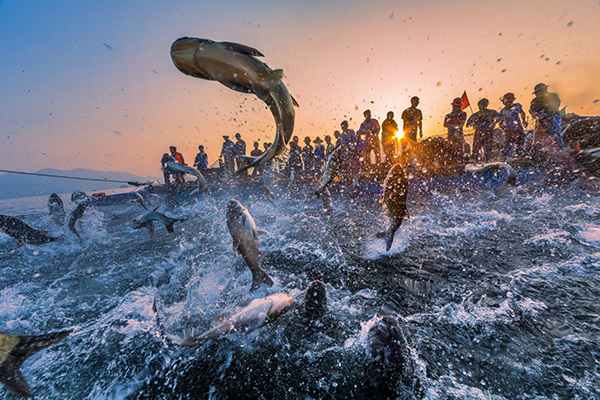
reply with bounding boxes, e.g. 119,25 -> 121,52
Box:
233,133 -> 247,174
302,136 -> 315,175
529,83 -> 564,149
444,98 -> 468,162
401,96 -> 424,142
324,135 -> 335,157
250,141 -> 263,176
288,136 -> 302,186
466,98 -> 501,162
313,136 -> 326,171
381,111 -> 399,163
357,109 -> 381,165
220,135 -> 235,176
193,145 -> 208,171
499,92 -> 528,158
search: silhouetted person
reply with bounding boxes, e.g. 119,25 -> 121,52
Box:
401,96 -> 423,142
444,97 -> 467,163
334,130 -> 342,148
529,83 -> 564,149
288,136 -> 302,186
381,111 -> 399,162
233,132 -> 247,173
220,135 -> 235,176
500,92 -> 528,158
358,109 -> 381,165
313,137 -> 326,171
250,141 -> 263,176
302,136 -> 315,174
325,135 -> 335,156
466,98 -> 501,162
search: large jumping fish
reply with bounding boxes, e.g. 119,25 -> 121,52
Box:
0,215 -> 60,247
165,293 -> 293,347
376,164 -> 409,251
47,194 -> 66,225
166,161 -> 207,188
226,199 -> 274,291
0,330 -> 70,398
132,207 -> 187,236
365,316 -> 422,399
303,280 -> 327,325
170,37 -> 299,172
468,162 -> 517,186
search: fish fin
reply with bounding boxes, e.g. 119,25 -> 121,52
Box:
165,222 -> 175,233
256,229 -> 270,236
291,94 -> 299,108
250,267 -> 274,291
17,240 -> 24,248
221,41 -> 264,57
152,206 -> 160,212
0,331 -> 70,398
257,69 -> 284,89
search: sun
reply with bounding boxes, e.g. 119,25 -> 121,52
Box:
394,130 -> 404,140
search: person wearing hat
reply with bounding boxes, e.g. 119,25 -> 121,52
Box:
220,135 -> 235,176
381,111 -> 399,163
444,97 -> 468,163
466,98 -> 501,162
499,92 -> 528,158
233,133 -> 247,175
313,136 -> 326,171
529,83 -> 564,149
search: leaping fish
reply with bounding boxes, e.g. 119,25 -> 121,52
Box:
0,215 -> 60,247
163,293 -> 294,347
166,161 -> 207,188
0,330 -> 70,398
47,194 -> 66,225
170,37 -> 299,173
376,164 -> 409,251
226,199 -> 273,291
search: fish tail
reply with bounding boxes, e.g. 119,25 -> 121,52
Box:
385,218 -> 404,251
165,222 -> 175,233
0,330 -> 70,398
250,268 -> 274,291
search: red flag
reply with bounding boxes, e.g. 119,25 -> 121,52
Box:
460,91 -> 470,111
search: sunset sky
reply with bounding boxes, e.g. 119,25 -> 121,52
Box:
1,0 -> 599,178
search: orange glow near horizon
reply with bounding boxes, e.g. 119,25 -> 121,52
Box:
0,0 -> 599,178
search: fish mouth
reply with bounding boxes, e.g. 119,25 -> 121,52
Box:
268,295 -> 294,318
170,37 -> 206,78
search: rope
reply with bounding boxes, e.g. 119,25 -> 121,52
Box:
0,169 -> 147,186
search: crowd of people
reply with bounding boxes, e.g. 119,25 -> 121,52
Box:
160,82 -> 564,185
